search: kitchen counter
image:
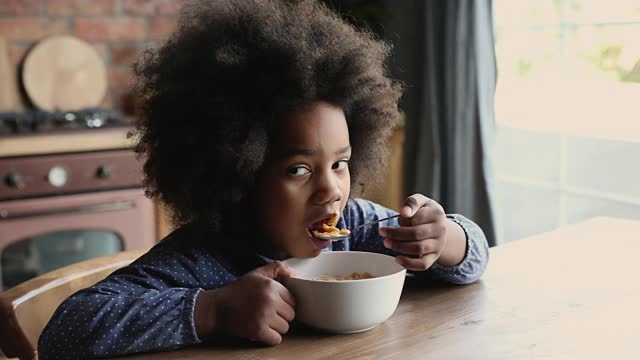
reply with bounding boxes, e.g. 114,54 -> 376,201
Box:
0,126 -> 135,158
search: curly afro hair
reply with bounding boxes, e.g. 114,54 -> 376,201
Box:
133,0 -> 403,228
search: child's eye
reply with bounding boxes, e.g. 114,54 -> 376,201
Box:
332,160 -> 349,171
287,166 -> 311,176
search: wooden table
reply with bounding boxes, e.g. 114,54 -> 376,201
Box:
123,217 -> 640,359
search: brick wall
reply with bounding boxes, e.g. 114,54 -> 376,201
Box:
0,0 -> 185,113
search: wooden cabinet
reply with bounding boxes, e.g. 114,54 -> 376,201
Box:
361,127 -> 405,210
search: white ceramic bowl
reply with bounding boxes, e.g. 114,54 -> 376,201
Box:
282,251 -> 406,333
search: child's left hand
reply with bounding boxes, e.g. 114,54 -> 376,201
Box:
380,194 -> 448,271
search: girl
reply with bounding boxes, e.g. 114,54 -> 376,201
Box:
39,0 -> 489,358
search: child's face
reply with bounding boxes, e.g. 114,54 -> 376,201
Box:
254,102 -> 351,258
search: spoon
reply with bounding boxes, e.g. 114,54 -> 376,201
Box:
318,214 -> 400,242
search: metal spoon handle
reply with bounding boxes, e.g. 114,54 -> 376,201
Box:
353,214 -> 400,231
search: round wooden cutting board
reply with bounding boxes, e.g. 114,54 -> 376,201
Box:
22,35 -> 107,111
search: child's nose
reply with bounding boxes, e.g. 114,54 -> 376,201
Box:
311,171 -> 343,205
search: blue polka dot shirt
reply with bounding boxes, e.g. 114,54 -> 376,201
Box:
38,198 -> 489,359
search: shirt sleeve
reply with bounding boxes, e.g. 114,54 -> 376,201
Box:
38,240 -> 236,359
341,198 -> 489,285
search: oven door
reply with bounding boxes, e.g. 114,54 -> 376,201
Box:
0,188 -> 155,289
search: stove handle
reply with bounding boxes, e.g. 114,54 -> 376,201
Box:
0,200 -> 136,220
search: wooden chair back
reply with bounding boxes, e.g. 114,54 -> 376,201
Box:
0,248 -> 147,360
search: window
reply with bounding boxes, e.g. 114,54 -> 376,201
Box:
493,0 -> 640,242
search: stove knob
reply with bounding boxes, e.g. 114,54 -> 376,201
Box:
4,172 -> 24,189
47,166 -> 69,187
95,165 -> 112,179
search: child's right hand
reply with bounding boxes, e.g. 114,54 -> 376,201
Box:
194,261 -> 296,345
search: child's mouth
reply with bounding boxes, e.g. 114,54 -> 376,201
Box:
307,213 -> 337,235
306,215 -> 335,250
307,228 -> 332,250
306,211 -> 350,242
308,217 -> 330,233
306,211 -> 340,250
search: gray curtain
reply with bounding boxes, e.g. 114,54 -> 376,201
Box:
403,0 -> 498,246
